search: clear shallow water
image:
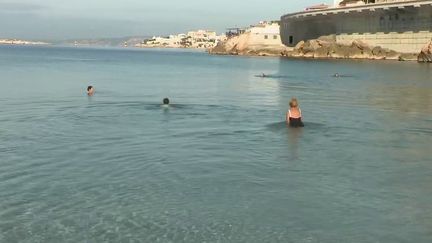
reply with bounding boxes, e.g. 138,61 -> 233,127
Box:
0,45 -> 431,243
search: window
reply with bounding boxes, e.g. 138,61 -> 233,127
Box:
264,35 -> 268,39
273,35 -> 278,39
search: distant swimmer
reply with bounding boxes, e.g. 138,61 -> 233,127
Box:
163,98 -> 170,105
286,98 -> 304,128
254,73 -> 268,78
332,73 -> 352,78
87,86 -> 95,96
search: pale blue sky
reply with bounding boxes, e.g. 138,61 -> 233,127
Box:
0,0 -> 331,40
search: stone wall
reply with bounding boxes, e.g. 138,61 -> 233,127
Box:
336,31 -> 432,53
280,35 -> 419,60
281,1 -> 432,53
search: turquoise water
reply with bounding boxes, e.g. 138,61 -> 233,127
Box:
0,46 -> 431,242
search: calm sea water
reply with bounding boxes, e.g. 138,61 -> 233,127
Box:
0,45 -> 431,243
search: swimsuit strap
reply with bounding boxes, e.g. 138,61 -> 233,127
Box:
289,108 -> 302,118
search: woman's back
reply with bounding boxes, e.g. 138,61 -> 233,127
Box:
287,98 -> 304,127
288,107 -> 301,118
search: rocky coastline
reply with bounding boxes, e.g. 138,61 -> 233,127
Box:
208,32 -> 288,57
281,35 -> 419,61
210,34 -> 432,63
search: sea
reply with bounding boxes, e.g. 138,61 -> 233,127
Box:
0,45 -> 431,243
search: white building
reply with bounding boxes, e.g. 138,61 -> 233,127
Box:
137,30 -> 224,49
143,33 -> 187,47
0,39 -> 48,45
186,30 -> 219,48
245,22 -> 282,46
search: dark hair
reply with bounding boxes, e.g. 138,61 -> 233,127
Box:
163,98 -> 169,105
87,86 -> 93,91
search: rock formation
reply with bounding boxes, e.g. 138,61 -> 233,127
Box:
417,39 -> 432,63
210,34 -> 420,61
208,32 -> 289,56
281,35 -> 417,61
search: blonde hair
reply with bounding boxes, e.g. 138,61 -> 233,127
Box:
289,98 -> 299,108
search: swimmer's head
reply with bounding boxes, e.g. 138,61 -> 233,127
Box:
87,86 -> 94,96
163,98 -> 170,105
334,73 -> 339,77
289,98 -> 299,108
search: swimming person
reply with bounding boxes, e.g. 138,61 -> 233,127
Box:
163,98 -> 170,105
286,98 -> 304,127
87,86 -> 95,96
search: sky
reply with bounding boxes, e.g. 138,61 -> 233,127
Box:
0,0 -> 332,40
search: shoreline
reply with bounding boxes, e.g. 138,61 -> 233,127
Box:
0,39 -> 50,46
0,43 -> 50,46
1,41 -> 429,63
208,51 -> 421,62
208,51 -> 420,62
209,36 -> 432,63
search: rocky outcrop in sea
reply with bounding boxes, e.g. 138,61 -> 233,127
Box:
417,39 -> 432,63
281,35 -> 417,61
210,34 -> 432,62
208,32 -> 288,56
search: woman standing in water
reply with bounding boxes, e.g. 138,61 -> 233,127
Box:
286,98 -> 304,127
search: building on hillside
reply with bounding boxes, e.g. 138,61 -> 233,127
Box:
137,30 -> 224,49
245,21 -> 282,46
186,30 -> 219,48
141,34 -> 187,47
305,3 -> 330,11
335,0 -> 415,7
226,28 -> 247,38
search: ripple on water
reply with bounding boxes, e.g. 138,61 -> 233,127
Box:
1,47 -> 432,243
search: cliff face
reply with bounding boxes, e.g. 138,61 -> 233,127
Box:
208,32 -> 289,56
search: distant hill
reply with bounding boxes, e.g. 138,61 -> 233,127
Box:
58,36 -> 152,47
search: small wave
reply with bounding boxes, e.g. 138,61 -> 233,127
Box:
47,57 -> 99,62
266,121 -> 326,131
406,127 -> 432,135
254,74 -> 295,79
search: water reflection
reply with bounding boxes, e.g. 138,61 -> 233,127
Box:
286,125 -> 303,160
367,84 -> 432,115
267,121 -> 304,160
